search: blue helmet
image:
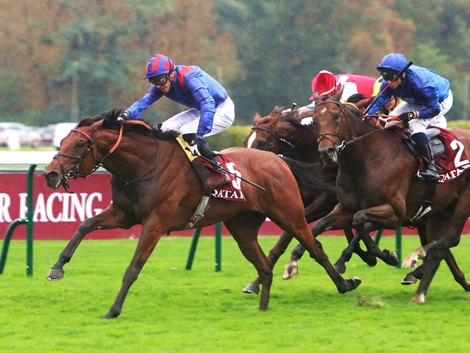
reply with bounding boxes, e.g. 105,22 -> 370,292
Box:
144,54 -> 175,79
376,52 -> 408,73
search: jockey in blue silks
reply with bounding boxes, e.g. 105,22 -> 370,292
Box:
368,52 -> 453,181
119,54 -> 235,189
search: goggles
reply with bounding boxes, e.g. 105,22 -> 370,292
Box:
149,74 -> 170,85
380,70 -> 399,82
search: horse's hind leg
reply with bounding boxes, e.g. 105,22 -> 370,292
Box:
224,214 -> 273,310
445,251 -> 470,291
243,230 -> 294,294
48,204 -> 137,280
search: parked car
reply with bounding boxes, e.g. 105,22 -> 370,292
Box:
53,122 -> 77,150
38,125 -> 56,146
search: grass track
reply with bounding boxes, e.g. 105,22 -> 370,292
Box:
0,235 -> 469,353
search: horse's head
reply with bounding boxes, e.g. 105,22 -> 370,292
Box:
245,107 -> 283,152
43,109 -> 128,190
312,95 -> 349,164
246,106 -> 318,162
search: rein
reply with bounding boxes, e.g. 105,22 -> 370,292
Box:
315,101 -> 401,154
251,120 -> 313,153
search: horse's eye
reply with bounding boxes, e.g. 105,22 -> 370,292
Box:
76,141 -> 85,149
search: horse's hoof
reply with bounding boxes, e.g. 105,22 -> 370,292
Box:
334,263 -> 346,274
384,249 -> 398,266
339,277 -> 361,293
242,282 -> 260,294
402,247 -> 426,268
47,268 -> 64,280
401,273 -> 417,285
411,293 -> 425,304
365,256 -> 377,267
282,261 -> 298,280
402,254 -> 419,269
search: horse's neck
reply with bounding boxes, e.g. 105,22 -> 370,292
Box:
339,126 -> 413,176
99,134 -> 172,180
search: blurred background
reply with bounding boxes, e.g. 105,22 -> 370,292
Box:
0,0 -> 468,149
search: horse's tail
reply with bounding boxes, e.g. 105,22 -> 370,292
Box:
281,157 -> 336,205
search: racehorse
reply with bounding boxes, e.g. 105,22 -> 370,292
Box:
242,106 -> 377,294
310,93 -> 470,303
43,109 -> 361,319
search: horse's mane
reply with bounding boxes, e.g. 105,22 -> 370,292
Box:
77,109 -> 178,140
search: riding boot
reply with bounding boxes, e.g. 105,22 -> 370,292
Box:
198,141 -> 231,189
183,133 -> 230,189
190,159 -> 230,195
415,142 -> 440,181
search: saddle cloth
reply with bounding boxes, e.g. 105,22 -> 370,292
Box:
175,135 -> 246,201
423,126 -> 470,183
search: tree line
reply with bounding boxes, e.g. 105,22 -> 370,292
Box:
0,0 -> 468,126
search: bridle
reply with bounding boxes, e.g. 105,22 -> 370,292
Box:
53,123 -> 124,192
315,100 -> 387,154
250,121 -> 314,154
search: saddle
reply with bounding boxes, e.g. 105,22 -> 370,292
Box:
403,126 -> 470,183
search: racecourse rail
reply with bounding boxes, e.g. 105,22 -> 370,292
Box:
1,151 -> 469,276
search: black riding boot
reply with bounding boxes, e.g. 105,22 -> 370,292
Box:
183,134 -> 230,190
415,142 -> 440,181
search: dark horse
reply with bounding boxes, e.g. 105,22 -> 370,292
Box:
242,107 -> 377,294
310,95 -> 470,303
43,109 -> 360,319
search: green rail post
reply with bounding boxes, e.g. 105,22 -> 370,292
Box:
185,227 -> 201,270
215,222 -> 222,272
0,164 -> 36,276
186,223 -> 222,272
374,227 -> 402,268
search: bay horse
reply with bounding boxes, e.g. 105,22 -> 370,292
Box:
43,109 -> 361,319
242,106 -> 377,294
310,94 -> 470,303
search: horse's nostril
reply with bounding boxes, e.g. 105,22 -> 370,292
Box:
45,170 -> 59,180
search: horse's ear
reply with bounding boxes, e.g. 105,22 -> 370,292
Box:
331,87 -> 343,102
253,112 -> 261,123
90,119 -> 105,130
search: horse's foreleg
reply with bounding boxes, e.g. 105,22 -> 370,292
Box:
351,206 -> 401,267
47,204 -> 137,280
243,230 -> 293,294
343,228 -> 377,267
104,220 -> 164,319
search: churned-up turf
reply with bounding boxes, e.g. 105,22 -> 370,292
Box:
0,235 -> 469,353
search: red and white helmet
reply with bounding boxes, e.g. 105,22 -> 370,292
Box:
309,70 -> 339,100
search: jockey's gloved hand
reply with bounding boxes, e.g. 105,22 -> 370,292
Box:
399,111 -> 417,122
117,111 -> 129,122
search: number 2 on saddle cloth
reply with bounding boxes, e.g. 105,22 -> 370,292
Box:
421,127 -> 470,183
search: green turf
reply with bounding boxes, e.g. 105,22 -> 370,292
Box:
0,235 -> 469,353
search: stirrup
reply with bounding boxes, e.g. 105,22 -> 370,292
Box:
418,168 -> 440,181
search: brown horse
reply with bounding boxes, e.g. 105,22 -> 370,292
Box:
43,109 -> 361,319
242,107 -> 377,294
310,95 -> 470,303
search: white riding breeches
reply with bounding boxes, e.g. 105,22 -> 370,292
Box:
160,97 -> 235,137
393,90 -> 453,134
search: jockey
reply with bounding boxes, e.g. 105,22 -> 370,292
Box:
368,52 -> 453,181
119,53 -> 235,189
371,77 -> 400,114
301,70 -> 376,111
